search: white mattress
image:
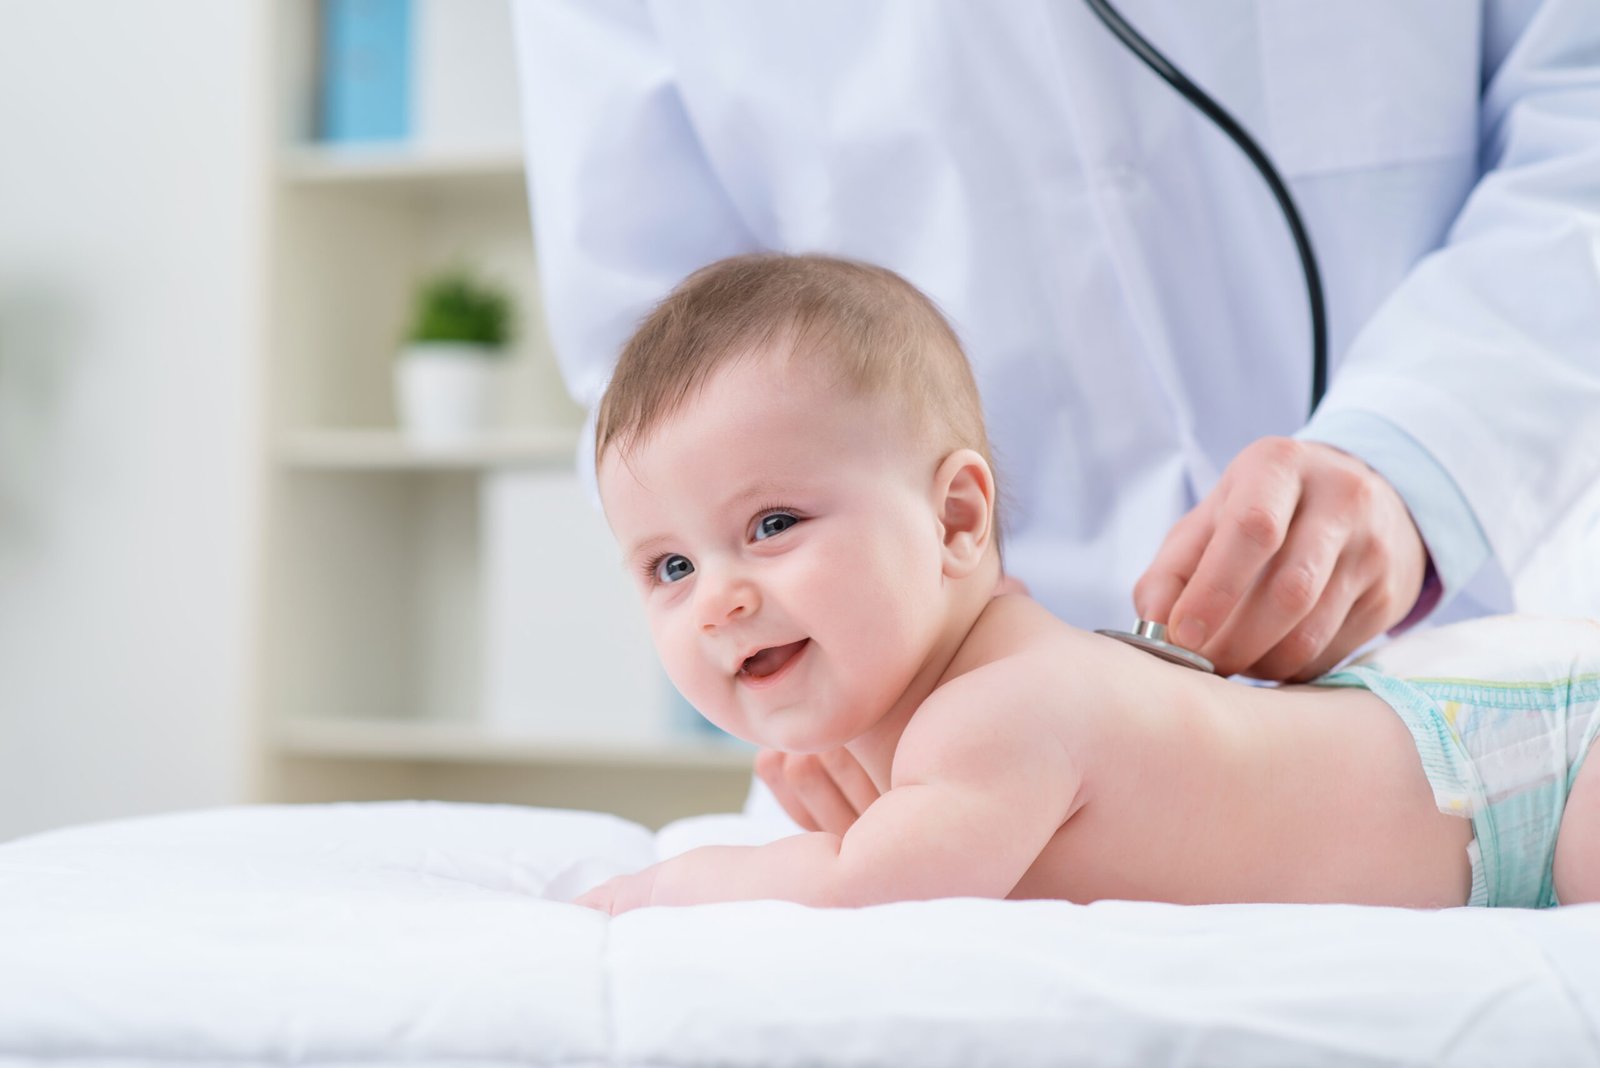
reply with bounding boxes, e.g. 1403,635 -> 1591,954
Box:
2,800 -> 1598,1067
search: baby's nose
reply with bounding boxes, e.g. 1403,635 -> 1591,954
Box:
697,571 -> 760,630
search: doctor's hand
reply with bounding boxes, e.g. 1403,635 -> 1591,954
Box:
1135,437 -> 1428,682
755,747 -> 879,836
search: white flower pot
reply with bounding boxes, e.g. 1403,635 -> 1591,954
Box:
395,343 -> 498,444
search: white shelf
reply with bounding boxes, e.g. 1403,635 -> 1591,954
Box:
256,5 -> 714,818
278,717 -> 756,772
279,144 -> 524,192
280,427 -> 579,471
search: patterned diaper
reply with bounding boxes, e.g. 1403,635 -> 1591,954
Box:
1318,615 -> 1600,908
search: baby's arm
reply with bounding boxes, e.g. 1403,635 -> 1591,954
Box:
577,667 -> 1081,913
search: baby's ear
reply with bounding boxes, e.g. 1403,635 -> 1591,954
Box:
933,449 -> 995,579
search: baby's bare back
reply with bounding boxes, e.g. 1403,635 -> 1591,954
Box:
970,599 -> 1472,907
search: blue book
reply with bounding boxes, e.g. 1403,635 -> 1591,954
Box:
319,0 -> 412,143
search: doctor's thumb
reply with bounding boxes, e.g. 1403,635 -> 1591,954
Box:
1133,503 -> 1213,625
1132,569 -> 1185,627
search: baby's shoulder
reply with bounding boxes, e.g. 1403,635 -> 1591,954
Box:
950,593 -> 1070,665
916,596 -> 1184,746
891,613 -> 1100,790
909,598 -> 1102,735
945,594 -> 1114,683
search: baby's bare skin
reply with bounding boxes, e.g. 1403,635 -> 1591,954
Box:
581,348 -> 1473,914
960,596 -> 1473,908
581,589 -> 1472,914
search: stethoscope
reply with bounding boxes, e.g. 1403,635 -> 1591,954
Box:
1082,0 -> 1327,674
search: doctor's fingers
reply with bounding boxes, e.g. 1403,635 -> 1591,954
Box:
1196,516 -> 1347,678
1256,516 -> 1427,680
1250,582 -> 1388,683
1234,468 -> 1425,680
1162,440 -> 1306,654
1133,502 -> 1213,627
1226,551 -> 1368,680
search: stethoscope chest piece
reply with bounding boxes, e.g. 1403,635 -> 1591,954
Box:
1095,620 -> 1216,674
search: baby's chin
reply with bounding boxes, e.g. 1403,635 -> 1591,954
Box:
746,722 -> 860,756
696,708 -> 832,754
702,690 -> 873,753
757,696 -> 894,754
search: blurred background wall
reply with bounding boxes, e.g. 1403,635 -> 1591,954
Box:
0,1 -> 267,840
0,0 -> 750,843
13,1 -> 1584,847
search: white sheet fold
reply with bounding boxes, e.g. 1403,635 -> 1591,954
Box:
1,801 -> 1597,1067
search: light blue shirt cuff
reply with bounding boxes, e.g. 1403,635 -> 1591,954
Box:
1296,410 -> 1491,616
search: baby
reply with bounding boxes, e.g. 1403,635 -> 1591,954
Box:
578,253 -> 1600,914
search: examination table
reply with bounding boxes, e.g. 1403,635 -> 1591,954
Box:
2,797 -> 1598,1067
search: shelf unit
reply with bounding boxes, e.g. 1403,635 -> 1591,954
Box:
279,427 -> 577,470
279,144 -> 525,188
254,1 -> 751,827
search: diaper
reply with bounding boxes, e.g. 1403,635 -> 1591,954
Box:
1317,615 -> 1600,909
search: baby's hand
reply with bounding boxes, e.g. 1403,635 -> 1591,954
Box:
574,866 -> 660,915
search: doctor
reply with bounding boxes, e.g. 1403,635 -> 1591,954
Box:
512,3 -> 1600,829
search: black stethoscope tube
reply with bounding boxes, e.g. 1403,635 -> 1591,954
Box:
1083,0 -> 1329,417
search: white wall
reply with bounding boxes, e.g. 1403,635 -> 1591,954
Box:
0,1 -> 267,841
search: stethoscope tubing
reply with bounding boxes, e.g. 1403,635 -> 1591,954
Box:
1082,0 -> 1328,417
1084,1 -> 1330,673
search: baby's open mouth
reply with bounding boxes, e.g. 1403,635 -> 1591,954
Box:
739,639 -> 810,680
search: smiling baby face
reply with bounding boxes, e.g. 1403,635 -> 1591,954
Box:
599,349 -> 955,752
594,253 -> 1000,751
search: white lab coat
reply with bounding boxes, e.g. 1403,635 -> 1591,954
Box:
512,0 -> 1600,631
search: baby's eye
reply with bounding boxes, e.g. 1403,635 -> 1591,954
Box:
651,554 -> 695,584
753,512 -> 799,541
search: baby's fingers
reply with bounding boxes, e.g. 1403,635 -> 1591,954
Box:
574,882 -> 617,914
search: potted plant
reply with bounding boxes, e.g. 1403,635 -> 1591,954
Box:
395,267 -> 515,444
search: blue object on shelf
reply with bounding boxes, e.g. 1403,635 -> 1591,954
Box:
319,0 -> 412,143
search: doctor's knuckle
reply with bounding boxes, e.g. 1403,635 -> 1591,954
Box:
1248,435 -> 1301,471
1232,503 -> 1286,551
1278,626 -> 1327,666
1324,465 -> 1371,507
1270,562 -> 1321,615
1361,532 -> 1394,575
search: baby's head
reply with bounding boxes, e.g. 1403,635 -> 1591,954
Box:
597,254 -> 1001,753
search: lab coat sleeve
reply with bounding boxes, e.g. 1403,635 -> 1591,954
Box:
1303,0 -> 1600,589
510,0 -> 756,492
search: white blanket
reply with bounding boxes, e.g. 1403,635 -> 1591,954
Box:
2,800 -> 1598,1067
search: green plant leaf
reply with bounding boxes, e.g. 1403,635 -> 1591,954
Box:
406,269 -> 515,352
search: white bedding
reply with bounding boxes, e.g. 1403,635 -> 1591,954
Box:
2,800 -> 1598,1067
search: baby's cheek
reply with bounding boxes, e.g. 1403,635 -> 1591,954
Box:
842,584 -> 917,655
650,625 -> 699,689
690,693 -> 744,738
845,613 -> 933,709
661,649 -> 745,737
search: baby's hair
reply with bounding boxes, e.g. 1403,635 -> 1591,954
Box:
597,254 -> 999,533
